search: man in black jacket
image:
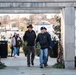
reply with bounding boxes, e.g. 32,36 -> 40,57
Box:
35,27 -> 51,68
23,24 -> 36,67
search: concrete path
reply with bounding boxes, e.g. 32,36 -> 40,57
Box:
0,53 -> 76,75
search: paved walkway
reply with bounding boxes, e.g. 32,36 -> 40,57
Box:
0,53 -> 76,75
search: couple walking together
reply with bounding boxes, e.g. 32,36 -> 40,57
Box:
23,24 -> 51,68
10,33 -> 22,57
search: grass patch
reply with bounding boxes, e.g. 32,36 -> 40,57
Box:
0,62 -> 7,69
52,63 -> 65,69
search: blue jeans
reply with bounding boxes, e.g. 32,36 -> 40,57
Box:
14,47 -> 20,56
40,48 -> 48,66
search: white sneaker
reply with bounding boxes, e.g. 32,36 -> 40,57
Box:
14,55 -> 16,58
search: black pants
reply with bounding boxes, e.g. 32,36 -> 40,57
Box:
11,46 -> 13,56
27,46 -> 35,65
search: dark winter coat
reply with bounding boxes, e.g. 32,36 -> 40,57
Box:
36,32 -> 51,49
23,30 -> 36,46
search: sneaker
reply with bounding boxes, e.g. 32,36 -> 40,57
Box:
40,66 -> 43,68
44,63 -> 48,67
14,55 -> 16,58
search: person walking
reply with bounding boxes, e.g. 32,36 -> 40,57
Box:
16,34 -> 22,56
11,33 -> 22,57
43,27 -> 52,65
23,24 -> 36,67
10,33 -> 16,57
35,27 -> 51,68
10,35 -> 14,57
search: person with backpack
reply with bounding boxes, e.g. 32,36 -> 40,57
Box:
23,24 -> 36,67
35,27 -> 51,68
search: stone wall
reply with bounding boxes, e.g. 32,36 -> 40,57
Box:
0,2 -> 75,13
0,0 -> 75,2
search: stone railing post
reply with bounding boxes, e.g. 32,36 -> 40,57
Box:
61,7 -> 75,69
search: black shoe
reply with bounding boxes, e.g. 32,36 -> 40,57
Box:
28,65 -> 30,67
31,61 -> 34,65
40,66 -> 43,68
44,63 -> 48,67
